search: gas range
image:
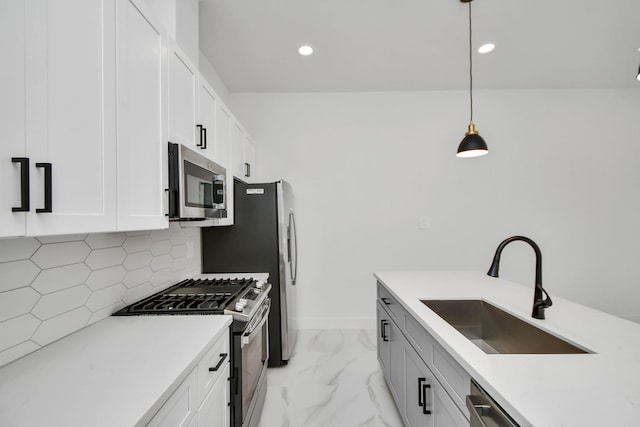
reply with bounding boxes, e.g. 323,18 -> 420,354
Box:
113,275 -> 271,323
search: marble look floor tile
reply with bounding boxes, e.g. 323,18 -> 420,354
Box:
259,329 -> 403,427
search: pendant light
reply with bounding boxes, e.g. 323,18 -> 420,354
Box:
456,0 -> 488,158
636,64 -> 640,81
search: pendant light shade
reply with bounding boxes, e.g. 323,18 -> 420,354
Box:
456,0 -> 488,158
457,123 -> 488,158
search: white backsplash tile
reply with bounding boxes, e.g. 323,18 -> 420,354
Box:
85,284 -> 127,312
31,307 -> 92,346
31,263 -> 91,294
122,235 -> 153,253
84,247 -> 127,270
85,266 -> 127,291
31,241 -> 91,269
0,238 -> 40,263
31,285 -> 91,320
84,232 -> 128,249
123,251 -> 153,271
0,288 -> 40,322
36,234 -> 87,244
0,223 -> 201,367
0,260 -> 40,292
0,315 -> 41,352
123,267 -> 153,289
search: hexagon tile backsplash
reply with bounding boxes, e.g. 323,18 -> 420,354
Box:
0,223 -> 201,367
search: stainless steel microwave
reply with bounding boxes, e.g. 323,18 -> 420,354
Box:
168,142 -> 227,220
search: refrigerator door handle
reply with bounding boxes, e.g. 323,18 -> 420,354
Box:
288,211 -> 298,285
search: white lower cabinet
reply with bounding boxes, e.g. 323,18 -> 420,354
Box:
377,282 -> 469,427
197,365 -> 231,427
148,328 -> 230,427
148,369 -> 198,427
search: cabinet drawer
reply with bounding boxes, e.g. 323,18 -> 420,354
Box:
148,368 -> 198,427
432,344 -> 470,416
377,282 -> 405,328
405,313 -> 435,365
197,330 -> 230,405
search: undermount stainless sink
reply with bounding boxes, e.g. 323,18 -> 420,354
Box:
422,299 -> 590,354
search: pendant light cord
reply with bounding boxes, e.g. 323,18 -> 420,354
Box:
468,1 -> 473,123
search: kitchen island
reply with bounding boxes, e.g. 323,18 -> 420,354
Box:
375,271 -> 640,426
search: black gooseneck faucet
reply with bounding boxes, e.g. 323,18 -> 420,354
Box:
487,236 -> 553,319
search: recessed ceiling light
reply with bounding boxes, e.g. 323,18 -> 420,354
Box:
298,45 -> 313,56
478,43 -> 495,54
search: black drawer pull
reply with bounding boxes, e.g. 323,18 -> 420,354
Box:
381,297 -> 391,305
11,157 -> 30,212
35,162 -> 52,213
419,378 -> 432,415
208,352 -> 228,372
196,124 -> 204,147
380,320 -> 389,342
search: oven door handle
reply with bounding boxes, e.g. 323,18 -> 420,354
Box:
242,299 -> 271,348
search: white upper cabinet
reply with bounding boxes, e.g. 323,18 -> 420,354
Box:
0,0 -> 168,238
198,76 -> 218,162
230,122 -> 245,181
242,135 -> 256,183
0,0 -> 118,238
168,43 -> 199,149
0,0 -> 28,236
116,0 -> 168,231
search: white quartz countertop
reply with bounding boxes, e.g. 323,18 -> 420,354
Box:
0,315 -> 232,427
374,271 -> 640,427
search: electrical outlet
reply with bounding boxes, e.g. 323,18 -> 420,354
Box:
418,216 -> 431,230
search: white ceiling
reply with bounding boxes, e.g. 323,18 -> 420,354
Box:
199,0 -> 640,93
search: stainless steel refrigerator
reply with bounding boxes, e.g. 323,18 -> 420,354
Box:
201,179 -> 298,366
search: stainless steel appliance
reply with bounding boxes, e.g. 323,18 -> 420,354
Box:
113,276 -> 270,427
466,380 -> 519,427
168,142 -> 227,220
201,180 -> 298,367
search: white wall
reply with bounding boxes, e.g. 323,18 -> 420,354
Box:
230,89 -> 640,328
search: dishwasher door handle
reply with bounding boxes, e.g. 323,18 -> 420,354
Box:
466,393 -> 518,427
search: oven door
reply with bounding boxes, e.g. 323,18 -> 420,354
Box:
240,298 -> 270,427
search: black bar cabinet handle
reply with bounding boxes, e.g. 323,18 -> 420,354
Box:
422,382 -> 432,414
202,127 -> 207,149
381,297 -> 391,306
35,162 -> 52,213
208,353 -> 228,372
196,124 -> 204,147
244,162 -> 250,178
11,157 -> 30,212
381,320 -> 389,342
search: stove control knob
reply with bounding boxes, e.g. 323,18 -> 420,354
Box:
239,298 -> 248,305
255,282 -> 263,289
234,302 -> 245,312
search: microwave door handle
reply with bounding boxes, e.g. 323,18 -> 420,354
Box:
289,212 -> 298,285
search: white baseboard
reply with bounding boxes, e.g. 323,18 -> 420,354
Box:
297,317 -> 375,330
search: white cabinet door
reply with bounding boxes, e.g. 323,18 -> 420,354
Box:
230,122 -> 244,181
23,0 -> 117,236
0,0 -> 27,236
116,0 -> 168,231
148,369 -> 198,427
198,76 -> 217,161
197,364 -> 230,427
210,103 -> 233,226
168,43 -> 198,149
242,136 -> 255,183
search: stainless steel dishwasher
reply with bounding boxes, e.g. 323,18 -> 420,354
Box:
466,380 -> 520,427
